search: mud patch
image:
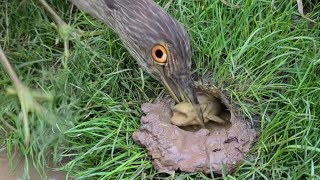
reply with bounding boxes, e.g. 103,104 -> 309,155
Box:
0,148 -> 67,180
133,85 -> 257,174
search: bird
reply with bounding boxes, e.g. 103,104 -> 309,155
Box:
69,0 -> 204,125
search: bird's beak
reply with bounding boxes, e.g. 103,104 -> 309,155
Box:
159,73 -> 205,127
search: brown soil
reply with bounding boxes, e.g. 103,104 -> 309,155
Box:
133,86 -> 257,174
0,149 -> 67,180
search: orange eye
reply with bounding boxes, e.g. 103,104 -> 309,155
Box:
151,44 -> 168,64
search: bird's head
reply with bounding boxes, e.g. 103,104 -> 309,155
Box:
148,41 -> 194,104
111,0 -> 203,122
70,0 -> 204,123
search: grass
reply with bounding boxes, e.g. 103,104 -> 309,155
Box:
0,0 -> 319,179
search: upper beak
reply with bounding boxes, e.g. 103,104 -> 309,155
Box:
159,74 -> 205,127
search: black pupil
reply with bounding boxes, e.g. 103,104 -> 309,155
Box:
155,49 -> 163,59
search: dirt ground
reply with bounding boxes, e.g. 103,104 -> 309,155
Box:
0,149 -> 66,180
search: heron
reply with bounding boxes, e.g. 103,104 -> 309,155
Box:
68,0 -> 205,125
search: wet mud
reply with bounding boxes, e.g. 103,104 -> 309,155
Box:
0,148 -> 67,180
133,85 -> 257,174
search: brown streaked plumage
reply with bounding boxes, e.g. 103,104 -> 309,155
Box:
69,0 -> 204,125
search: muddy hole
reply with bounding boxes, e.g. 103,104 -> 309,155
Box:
177,91 -> 232,133
133,84 -> 257,175
180,120 -> 232,133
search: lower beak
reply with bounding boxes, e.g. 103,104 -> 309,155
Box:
160,75 -> 205,127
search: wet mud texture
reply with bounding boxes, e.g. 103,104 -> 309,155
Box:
133,87 -> 257,174
0,149 -> 67,180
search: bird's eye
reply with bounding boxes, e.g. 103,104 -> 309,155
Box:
151,44 -> 167,64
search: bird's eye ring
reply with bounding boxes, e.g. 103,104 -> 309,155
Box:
151,44 -> 167,64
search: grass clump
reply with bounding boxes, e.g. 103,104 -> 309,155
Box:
0,0 -> 320,179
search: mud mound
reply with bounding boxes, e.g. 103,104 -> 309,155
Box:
133,86 -> 257,174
